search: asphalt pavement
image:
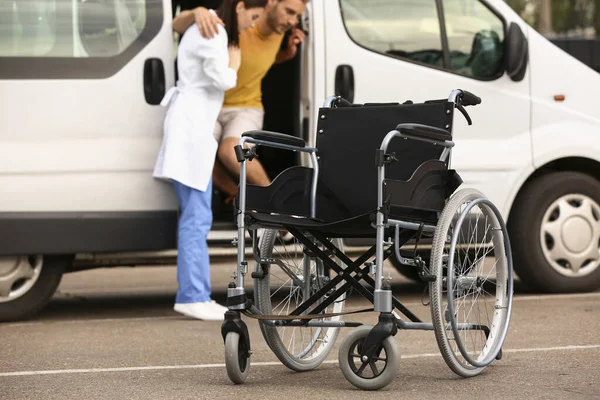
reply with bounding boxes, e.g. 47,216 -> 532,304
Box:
1,259 -> 599,399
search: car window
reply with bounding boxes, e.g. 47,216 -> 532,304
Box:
443,0 -> 505,79
338,0 -> 506,80
339,0 -> 445,68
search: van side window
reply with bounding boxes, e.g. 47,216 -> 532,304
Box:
443,0 -> 505,79
338,0 -> 506,81
0,0 -> 149,58
339,0 -> 445,68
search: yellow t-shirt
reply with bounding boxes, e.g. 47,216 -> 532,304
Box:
223,25 -> 284,109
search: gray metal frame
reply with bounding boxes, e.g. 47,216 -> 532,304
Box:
232,138 -> 318,300
372,89 -> 462,313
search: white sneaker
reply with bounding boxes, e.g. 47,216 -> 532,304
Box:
174,302 -> 225,321
210,300 -> 229,314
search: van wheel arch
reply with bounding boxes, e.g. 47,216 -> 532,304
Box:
507,159 -> 600,293
507,156 -> 600,225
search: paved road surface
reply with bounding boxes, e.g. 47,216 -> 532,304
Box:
1,260 -> 599,399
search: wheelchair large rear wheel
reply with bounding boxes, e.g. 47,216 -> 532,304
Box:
254,229 -> 346,372
429,188 -> 513,377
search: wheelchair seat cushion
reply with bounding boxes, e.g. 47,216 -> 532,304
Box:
244,208 -> 438,238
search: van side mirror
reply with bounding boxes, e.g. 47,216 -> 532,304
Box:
506,22 -> 528,82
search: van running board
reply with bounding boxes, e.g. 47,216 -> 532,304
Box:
72,246 -> 436,272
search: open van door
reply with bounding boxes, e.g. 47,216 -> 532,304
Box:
322,0 -> 531,214
0,0 -> 176,321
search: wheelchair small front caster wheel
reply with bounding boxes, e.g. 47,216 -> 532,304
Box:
338,326 -> 400,390
225,332 -> 250,384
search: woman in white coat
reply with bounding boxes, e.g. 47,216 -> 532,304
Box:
154,0 -> 267,321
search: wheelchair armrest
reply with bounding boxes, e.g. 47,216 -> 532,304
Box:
242,130 -> 306,148
396,123 -> 452,142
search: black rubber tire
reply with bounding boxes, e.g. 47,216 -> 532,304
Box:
0,255 -> 69,322
508,171 -> 600,293
338,325 -> 400,390
224,332 -> 250,384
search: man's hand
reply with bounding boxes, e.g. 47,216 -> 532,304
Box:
275,28 -> 306,64
193,7 -> 224,39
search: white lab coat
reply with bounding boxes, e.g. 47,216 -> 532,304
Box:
153,18 -> 237,192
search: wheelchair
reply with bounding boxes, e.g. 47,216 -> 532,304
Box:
220,89 -> 514,390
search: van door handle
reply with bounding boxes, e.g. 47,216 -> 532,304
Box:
335,64 -> 354,103
143,58 -> 166,105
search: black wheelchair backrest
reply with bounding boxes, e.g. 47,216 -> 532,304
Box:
315,100 -> 455,219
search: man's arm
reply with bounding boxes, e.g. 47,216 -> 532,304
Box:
172,6 -> 224,38
274,28 -> 306,64
172,9 -> 196,34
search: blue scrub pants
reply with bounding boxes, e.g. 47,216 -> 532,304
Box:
173,179 -> 213,304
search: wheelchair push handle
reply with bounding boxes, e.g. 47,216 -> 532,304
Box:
448,89 -> 481,107
336,97 -> 353,107
323,95 -> 353,108
449,89 -> 481,126
460,90 -> 481,107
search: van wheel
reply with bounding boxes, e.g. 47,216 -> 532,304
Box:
509,172 -> 600,292
0,255 -> 69,322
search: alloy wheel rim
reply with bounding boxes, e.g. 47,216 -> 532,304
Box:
540,194 -> 600,278
0,255 -> 43,303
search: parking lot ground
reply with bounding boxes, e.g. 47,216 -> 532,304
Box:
1,260 -> 599,399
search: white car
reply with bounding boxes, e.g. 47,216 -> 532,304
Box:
1,0 -> 599,322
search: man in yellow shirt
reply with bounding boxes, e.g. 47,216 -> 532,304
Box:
172,0 -> 307,199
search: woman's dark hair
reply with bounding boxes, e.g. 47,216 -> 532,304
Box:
216,0 -> 268,46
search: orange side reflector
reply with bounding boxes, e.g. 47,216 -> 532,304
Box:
554,94 -> 565,101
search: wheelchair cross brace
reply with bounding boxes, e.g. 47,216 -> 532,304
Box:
234,223 -> 431,328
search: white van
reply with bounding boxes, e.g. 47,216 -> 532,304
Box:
1,0 -> 599,322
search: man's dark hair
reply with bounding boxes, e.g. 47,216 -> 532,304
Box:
217,0 -> 268,46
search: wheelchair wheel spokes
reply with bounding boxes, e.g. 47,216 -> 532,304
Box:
269,268 -> 326,360
254,229 -> 346,371
430,188 -> 513,377
348,341 -> 387,379
338,325 -> 400,390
